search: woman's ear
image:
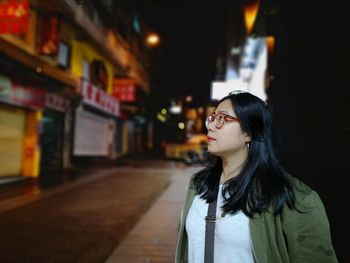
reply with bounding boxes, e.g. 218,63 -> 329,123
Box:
244,132 -> 251,143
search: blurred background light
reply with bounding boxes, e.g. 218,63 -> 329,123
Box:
244,0 -> 260,35
178,122 -> 185,130
185,95 -> 193,102
146,32 -> 160,47
169,105 -> 182,114
157,113 -> 166,122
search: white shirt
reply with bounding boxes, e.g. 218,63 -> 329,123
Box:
186,184 -> 255,263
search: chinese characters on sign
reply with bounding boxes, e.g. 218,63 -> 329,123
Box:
0,0 -> 29,34
46,93 -> 70,112
81,80 -> 120,117
0,75 -> 69,111
113,78 -> 135,102
11,82 -> 46,108
38,14 -> 60,55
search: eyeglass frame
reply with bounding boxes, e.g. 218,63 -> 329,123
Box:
205,113 -> 240,129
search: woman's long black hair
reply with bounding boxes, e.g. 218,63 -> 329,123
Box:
193,91 -> 296,217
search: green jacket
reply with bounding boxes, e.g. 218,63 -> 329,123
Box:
175,176 -> 338,263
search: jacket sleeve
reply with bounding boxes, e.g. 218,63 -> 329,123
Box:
175,176 -> 195,263
282,191 -> 338,263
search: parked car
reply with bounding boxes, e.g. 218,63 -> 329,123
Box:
164,134 -> 209,165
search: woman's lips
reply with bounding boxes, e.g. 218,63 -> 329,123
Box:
207,136 -> 216,142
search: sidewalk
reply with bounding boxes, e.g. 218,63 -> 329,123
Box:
105,166 -> 201,263
0,159 -> 200,263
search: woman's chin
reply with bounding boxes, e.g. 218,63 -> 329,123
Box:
208,146 -> 220,156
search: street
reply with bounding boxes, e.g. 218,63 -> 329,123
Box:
0,160 -> 199,263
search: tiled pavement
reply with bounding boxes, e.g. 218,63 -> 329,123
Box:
105,166 -> 202,263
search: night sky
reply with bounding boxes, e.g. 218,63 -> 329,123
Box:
139,0 -> 227,109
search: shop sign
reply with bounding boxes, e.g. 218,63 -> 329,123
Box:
0,0 -> 29,35
113,78 -> 135,102
46,93 -> 70,112
0,76 -> 46,109
38,14 -> 60,56
81,80 -> 120,117
11,82 -> 46,109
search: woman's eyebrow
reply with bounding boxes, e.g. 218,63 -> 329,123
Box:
216,110 -> 229,114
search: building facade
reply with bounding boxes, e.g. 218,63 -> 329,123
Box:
0,0 -> 152,180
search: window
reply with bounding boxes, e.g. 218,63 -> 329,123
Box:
57,42 -> 71,69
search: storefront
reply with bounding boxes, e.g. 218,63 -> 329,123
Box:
40,93 -> 71,173
121,120 -> 135,155
40,109 -> 63,171
0,103 -> 26,177
113,78 -> 138,155
70,40 -> 120,161
0,75 -> 44,178
73,80 -> 119,160
113,113 -> 135,158
74,109 -> 111,156
0,72 -> 75,178
114,118 -> 123,158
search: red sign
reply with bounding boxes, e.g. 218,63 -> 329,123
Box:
113,78 -> 135,102
0,0 -> 29,34
81,80 -> 120,117
46,93 -> 70,112
11,82 -> 46,109
38,14 -> 60,55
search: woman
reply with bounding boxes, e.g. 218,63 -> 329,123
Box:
175,91 -> 337,263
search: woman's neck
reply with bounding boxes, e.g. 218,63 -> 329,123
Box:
221,152 -> 248,183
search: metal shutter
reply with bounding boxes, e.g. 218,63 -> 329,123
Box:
0,105 -> 25,176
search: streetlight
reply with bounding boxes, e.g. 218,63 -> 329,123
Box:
185,95 -> 193,103
146,32 -> 160,47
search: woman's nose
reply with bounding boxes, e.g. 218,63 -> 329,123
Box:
207,121 -> 215,132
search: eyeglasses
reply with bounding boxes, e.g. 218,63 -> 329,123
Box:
205,113 -> 239,129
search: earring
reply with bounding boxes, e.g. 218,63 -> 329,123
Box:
246,142 -> 250,149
